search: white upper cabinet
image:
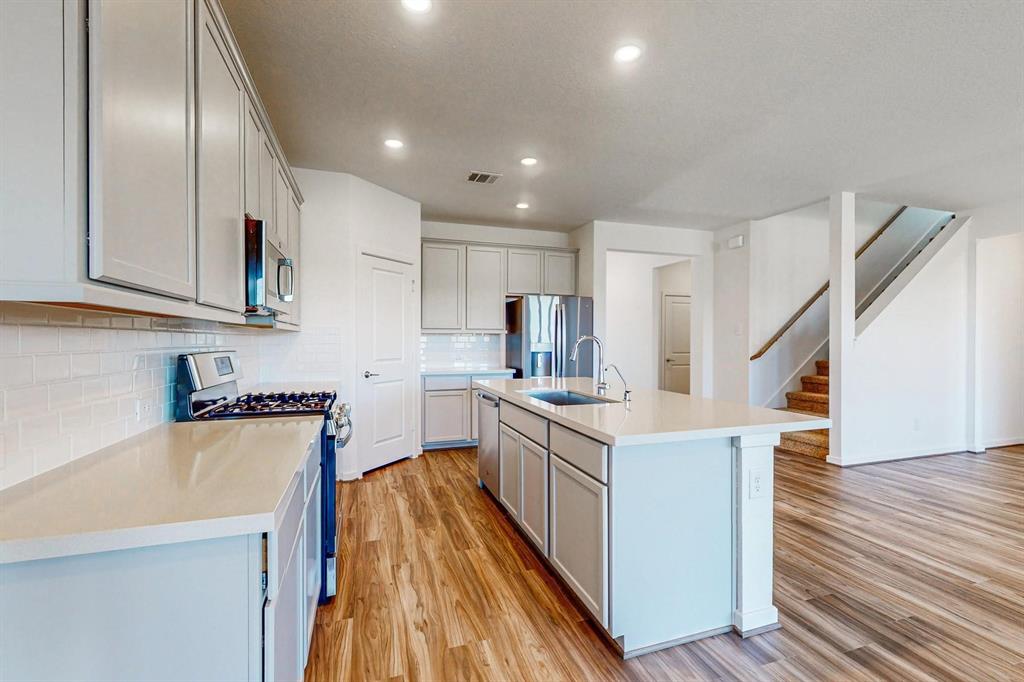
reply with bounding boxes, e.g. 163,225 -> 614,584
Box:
506,249 -> 543,295
465,245 -> 506,332
196,0 -> 244,312
87,0 -> 196,300
243,96 -> 263,218
543,251 -> 577,295
259,136 -> 277,239
274,161 -> 292,255
421,243 -> 465,331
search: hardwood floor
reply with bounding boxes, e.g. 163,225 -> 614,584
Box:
306,444 -> 1024,681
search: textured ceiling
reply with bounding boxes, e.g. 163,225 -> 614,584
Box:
221,0 -> 1024,231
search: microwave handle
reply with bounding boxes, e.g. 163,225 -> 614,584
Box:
277,258 -> 294,302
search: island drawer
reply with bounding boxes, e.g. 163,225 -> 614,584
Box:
499,401 -> 548,447
550,423 -> 607,483
424,375 -> 470,391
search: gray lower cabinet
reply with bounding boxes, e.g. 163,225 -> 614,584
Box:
423,389 -> 470,443
87,0 -> 196,300
549,453 -> 608,627
498,423 -> 522,518
519,435 -> 549,553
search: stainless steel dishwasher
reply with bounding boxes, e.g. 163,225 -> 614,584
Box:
475,390 -> 500,493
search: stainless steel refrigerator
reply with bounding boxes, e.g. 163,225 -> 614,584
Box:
505,296 -> 594,379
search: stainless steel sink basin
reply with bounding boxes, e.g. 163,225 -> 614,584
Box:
522,390 -> 618,406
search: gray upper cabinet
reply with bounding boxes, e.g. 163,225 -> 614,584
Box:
506,248 -> 543,295
465,245 -> 506,332
274,160 -> 292,255
543,251 -> 577,295
259,136 -> 277,242
196,0 -> 244,312
421,243 -> 465,331
87,0 -> 196,300
243,96 -> 263,219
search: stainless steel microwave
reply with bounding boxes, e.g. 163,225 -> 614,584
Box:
244,215 -> 293,317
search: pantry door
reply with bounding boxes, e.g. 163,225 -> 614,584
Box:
356,253 -> 417,473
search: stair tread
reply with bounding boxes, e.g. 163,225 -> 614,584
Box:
786,390 -> 828,403
802,374 -> 829,385
777,445 -> 828,460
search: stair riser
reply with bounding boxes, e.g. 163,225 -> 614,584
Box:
815,360 -> 829,377
801,379 -> 828,394
783,431 -> 830,447
777,441 -> 829,460
786,398 -> 829,415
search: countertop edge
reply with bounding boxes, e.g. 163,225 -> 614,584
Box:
473,379 -> 832,446
0,512 -> 274,565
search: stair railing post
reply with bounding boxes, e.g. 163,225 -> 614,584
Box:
828,192 -> 856,465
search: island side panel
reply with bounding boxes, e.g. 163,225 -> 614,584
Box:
0,534 -> 260,681
609,438 -> 734,655
732,432 -> 781,635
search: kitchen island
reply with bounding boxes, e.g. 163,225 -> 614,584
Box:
472,376 -> 830,658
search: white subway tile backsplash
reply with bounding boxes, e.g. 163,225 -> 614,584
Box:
0,357 -> 34,388
419,333 -> 503,368
0,303 -> 264,490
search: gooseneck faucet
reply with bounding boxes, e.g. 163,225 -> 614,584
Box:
569,335 -> 608,395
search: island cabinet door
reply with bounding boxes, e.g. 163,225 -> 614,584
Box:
549,454 -> 608,628
519,436 -> 549,553
499,424 -> 522,518
265,518 -> 305,682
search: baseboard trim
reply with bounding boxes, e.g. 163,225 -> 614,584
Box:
830,443 -> 970,467
422,439 -> 478,451
622,625 -> 734,659
984,437 -> 1024,449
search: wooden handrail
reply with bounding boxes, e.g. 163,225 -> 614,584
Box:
749,206 -> 907,361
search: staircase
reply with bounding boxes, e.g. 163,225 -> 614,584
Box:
779,359 -> 830,459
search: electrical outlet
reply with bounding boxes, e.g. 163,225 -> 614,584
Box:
134,398 -> 142,423
750,467 -> 769,499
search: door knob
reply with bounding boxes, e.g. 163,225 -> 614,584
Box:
363,370 -> 380,378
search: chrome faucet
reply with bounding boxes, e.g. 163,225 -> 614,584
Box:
569,335 -> 608,395
605,363 -> 631,403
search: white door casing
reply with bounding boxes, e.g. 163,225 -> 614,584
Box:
356,254 -> 417,474
661,294 -> 691,394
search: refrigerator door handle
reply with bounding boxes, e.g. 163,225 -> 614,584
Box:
555,303 -> 566,377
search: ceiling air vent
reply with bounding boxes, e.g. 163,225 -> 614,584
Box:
466,171 -> 502,184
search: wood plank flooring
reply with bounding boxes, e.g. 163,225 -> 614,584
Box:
306,444 -> 1024,681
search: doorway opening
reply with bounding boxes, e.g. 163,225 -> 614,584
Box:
605,251 -> 692,394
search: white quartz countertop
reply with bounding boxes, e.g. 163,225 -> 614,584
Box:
420,366 -> 515,376
0,417 -> 324,565
473,377 -> 830,446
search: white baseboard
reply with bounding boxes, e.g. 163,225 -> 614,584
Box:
984,436 -> 1024,449
828,442 -> 968,467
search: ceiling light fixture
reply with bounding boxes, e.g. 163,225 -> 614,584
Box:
384,138 -> 404,149
516,202 -> 529,209
401,0 -> 431,13
613,43 -> 643,63
520,157 -> 538,167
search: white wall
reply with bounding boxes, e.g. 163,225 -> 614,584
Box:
572,220 -> 714,397
748,199 -> 898,353
604,252 -> 688,390
712,222 -> 751,403
266,168 -> 421,479
422,220 -> 570,248
843,227 -> 970,464
976,233 -> 1024,447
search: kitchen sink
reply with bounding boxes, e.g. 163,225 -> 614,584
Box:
522,390 -> 618,406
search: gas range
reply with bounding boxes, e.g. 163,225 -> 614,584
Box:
174,351 -> 350,604
204,390 -> 338,419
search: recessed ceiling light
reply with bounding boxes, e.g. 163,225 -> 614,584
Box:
520,157 -> 538,167
613,44 -> 643,63
401,0 -> 431,13
516,202 -> 529,209
384,138 -> 404,149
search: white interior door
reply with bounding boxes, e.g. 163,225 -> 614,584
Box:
661,294 -> 691,394
356,254 -> 417,473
